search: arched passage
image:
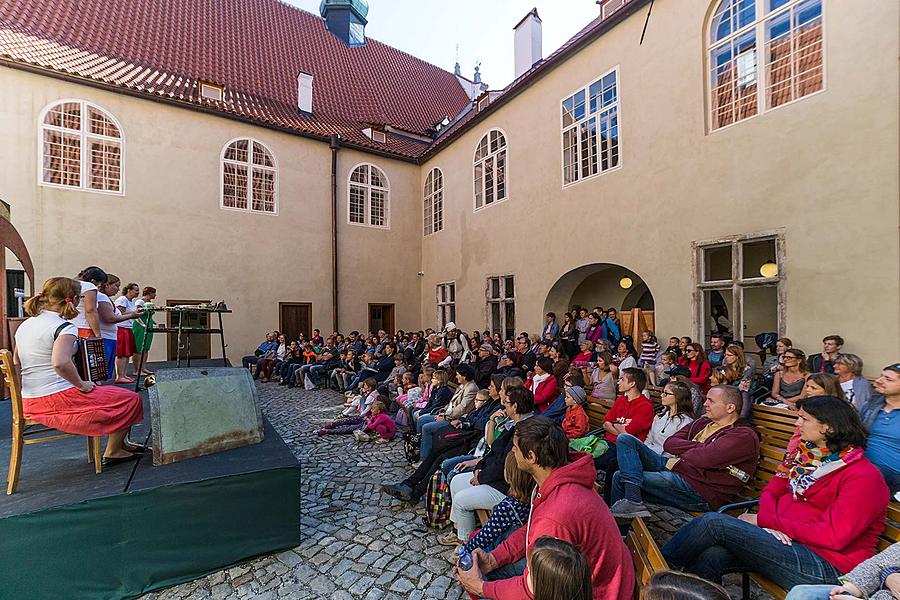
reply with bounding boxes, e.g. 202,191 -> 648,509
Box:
1,204 -> 36,350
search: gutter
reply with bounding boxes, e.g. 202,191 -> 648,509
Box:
330,134 -> 341,333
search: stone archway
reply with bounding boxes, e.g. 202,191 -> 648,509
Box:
1,202 -> 36,350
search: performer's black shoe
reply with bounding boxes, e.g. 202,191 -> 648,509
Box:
124,439 -> 149,453
101,454 -> 141,468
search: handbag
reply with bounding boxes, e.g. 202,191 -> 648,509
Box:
432,427 -> 480,455
423,470 -> 452,530
569,434 -> 609,459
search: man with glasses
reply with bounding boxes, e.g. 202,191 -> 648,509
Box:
610,385 -> 760,518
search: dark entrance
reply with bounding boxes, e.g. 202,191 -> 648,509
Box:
368,304 -> 395,334
279,302 -> 312,340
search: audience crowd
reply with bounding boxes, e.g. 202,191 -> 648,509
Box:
238,306 -> 898,599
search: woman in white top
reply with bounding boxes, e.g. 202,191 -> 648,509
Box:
70,266 -> 106,338
14,277 -> 145,465
114,282 -> 140,382
95,275 -> 139,382
645,380 -> 695,455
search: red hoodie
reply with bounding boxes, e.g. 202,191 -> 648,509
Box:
482,453 -> 634,600
757,448 -> 889,574
603,394 -> 654,444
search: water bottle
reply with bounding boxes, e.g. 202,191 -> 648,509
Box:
457,547 -> 473,571
727,465 -> 751,483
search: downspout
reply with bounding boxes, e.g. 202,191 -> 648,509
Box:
330,134 -> 341,332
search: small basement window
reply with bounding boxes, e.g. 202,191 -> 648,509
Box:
200,82 -> 225,102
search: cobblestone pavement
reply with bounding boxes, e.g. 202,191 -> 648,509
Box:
140,385 -> 767,600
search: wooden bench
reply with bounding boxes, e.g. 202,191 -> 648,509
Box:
626,516 -> 668,597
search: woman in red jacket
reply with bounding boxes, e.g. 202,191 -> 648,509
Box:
526,357 -> 559,413
683,343 -> 712,394
661,396 -> 890,590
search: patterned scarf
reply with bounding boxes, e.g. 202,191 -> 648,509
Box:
787,442 -> 855,498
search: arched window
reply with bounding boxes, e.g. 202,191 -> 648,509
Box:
39,100 -> 123,193
708,0 -> 823,130
424,168 -> 444,236
348,164 -> 390,228
221,138 -> 278,214
473,130 -> 507,210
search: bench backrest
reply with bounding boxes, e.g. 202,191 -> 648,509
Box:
880,501 -> 900,551
626,516 -> 668,595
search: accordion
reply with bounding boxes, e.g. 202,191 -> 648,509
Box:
75,337 -> 108,382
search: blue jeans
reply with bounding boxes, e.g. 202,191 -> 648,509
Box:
612,433 -> 710,512
103,338 -> 116,380
442,454 -> 475,479
420,420 -> 451,461
662,513 -> 842,588
784,586 -> 834,600
416,413 -> 437,434
241,355 -> 259,369
481,557 -> 528,598
307,364 -> 328,386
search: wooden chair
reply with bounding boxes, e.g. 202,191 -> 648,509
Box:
1,349 -> 101,495
626,516 -> 669,597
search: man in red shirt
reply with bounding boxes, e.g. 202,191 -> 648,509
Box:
596,367 -> 655,504
455,417 -> 634,600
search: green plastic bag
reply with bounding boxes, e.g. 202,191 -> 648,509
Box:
569,435 -> 609,459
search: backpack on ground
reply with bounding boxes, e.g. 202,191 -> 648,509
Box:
423,470 -> 452,530
402,430 -> 420,464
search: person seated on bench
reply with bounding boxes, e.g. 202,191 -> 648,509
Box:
662,396 -> 890,591
416,364 -> 478,462
785,542 -> 900,600
455,416 -> 634,600
609,385 -> 760,517
14,277 -> 145,466
860,364 -> 900,494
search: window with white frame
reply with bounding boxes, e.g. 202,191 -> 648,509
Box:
486,275 -> 515,340
221,138 -> 278,213
349,164 -> 390,228
561,68 -> 620,185
473,130 -> 507,210
708,0 -> 823,130
437,282 -> 455,329
694,231 -> 784,346
424,168 -> 444,236
40,100 -> 123,193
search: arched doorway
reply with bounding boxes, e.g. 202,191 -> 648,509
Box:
1,201 -> 36,350
543,263 -> 655,339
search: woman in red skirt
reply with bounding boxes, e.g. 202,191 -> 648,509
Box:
14,277 -> 145,466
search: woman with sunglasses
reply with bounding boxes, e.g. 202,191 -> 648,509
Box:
682,343 -> 712,395
770,349 -> 809,409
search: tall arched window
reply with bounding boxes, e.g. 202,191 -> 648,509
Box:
221,138 -> 278,214
39,100 -> 123,193
708,0 -> 823,130
473,130 -> 507,210
424,168 -> 443,236
348,164 -> 390,228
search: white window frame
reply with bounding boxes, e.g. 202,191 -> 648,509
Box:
707,0 -> 826,133
473,129 -> 509,212
37,99 -> 125,195
219,137 -> 279,215
486,274 -> 516,339
560,65 -> 622,188
200,82 -> 225,101
424,167 -> 444,236
692,229 -> 786,344
347,163 -> 391,229
436,281 -> 456,330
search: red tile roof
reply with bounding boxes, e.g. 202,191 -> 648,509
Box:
0,0 -> 471,159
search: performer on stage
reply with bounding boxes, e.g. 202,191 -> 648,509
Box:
114,282 -> 141,382
133,286 -> 157,376
70,266 -> 106,338
14,277 -> 145,466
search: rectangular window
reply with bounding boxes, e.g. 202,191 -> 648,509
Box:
200,82 -> 224,101
486,275 -> 516,340
561,68 -> 620,186
764,0 -> 823,109
437,282 -> 456,329
694,232 -> 784,346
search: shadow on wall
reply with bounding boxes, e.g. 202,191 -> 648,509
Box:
543,263 -> 654,318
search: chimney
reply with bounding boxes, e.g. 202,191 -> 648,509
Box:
320,0 -> 369,47
513,8 -> 542,79
298,71 -> 313,114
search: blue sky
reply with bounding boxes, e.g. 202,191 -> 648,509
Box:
284,1 -> 603,88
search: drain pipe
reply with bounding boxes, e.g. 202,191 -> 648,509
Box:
330,134 -> 341,333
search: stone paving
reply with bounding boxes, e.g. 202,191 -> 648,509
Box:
139,384 -> 766,600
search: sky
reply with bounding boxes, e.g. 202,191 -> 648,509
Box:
284,0 -> 603,89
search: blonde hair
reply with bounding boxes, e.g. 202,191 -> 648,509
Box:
24,277 -> 80,320
105,273 -> 121,286
431,369 -> 449,386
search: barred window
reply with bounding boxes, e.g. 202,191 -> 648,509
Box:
424,168 -> 444,236
437,282 -> 455,329
486,275 -> 516,340
40,100 -> 123,193
708,0 -> 823,130
348,164 -> 390,228
561,68 -> 620,186
221,138 -> 278,214
473,130 -> 507,210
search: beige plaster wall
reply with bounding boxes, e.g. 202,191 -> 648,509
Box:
420,0 -> 900,373
0,68 -> 421,360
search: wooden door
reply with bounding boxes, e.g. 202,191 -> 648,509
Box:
166,300 -> 211,361
280,302 -> 312,341
368,304 -> 395,334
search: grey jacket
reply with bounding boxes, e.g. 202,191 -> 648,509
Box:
840,542 -> 899,599
849,376 -> 875,414
860,392 -> 887,432
441,381 -> 478,420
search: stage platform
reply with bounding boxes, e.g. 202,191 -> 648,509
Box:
0,361 -> 300,599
